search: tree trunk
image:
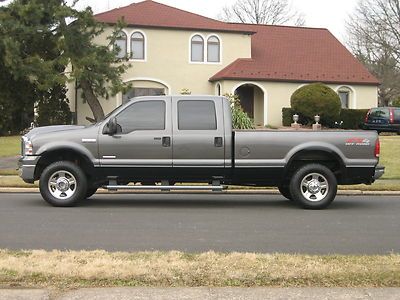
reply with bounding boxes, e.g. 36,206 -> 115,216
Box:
79,79 -> 105,122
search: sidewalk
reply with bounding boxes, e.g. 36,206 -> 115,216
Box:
2,288 -> 400,300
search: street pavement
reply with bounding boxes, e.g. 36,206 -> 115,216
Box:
2,288 -> 400,300
0,193 -> 399,254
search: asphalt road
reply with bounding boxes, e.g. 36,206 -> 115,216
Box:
0,193 -> 399,254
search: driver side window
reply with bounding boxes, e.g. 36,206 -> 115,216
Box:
117,100 -> 165,134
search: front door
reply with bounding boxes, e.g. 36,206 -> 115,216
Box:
98,97 -> 172,171
171,96 -> 225,179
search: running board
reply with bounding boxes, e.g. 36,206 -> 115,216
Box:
103,185 -> 226,191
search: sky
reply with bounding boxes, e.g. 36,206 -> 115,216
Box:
74,0 -> 359,42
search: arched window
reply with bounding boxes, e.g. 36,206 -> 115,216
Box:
338,86 -> 352,108
131,32 -> 145,60
207,36 -> 220,63
215,83 -> 221,96
191,35 -> 204,62
114,31 -> 127,59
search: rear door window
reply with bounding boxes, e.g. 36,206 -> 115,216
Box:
177,100 -> 217,130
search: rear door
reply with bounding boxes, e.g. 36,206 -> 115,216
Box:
172,96 -> 225,178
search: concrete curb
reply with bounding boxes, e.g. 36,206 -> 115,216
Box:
0,187 -> 400,196
2,288 -> 400,300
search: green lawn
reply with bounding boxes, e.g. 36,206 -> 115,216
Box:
0,136 -> 20,157
379,136 -> 400,179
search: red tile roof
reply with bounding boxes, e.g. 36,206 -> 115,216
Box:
94,0 -> 255,34
95,0 -> 379,86
210,24 -> 379,85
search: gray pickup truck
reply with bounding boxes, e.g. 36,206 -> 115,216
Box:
19,95 -> 384,209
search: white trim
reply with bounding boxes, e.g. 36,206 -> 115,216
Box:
231,82 -> 268,125
123,77 -> 172,95
128,29 -> 147,62
188,33 -> 222,65
335,85 -> 357,109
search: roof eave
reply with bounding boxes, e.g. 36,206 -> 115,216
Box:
209,76 -> 380,86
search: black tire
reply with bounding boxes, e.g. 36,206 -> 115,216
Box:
39,161 -> 87,207
86,187 -> 98,198
278,185 -> 292,201
289,164 -> 337,210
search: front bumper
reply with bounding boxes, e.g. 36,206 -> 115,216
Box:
18,156 -> 40,184
374,165 -> 385,180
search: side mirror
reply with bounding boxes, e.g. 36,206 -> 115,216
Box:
103,117 -> 118,135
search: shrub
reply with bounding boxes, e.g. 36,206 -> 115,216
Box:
282,107 -> 295,126
392,98 -> 400,107
290,83 -> 341,127
223,93 -> 255,129
340,109 -> 369,129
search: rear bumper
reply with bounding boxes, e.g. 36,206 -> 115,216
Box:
18,156 -> 40,184
374,165 -> 385,180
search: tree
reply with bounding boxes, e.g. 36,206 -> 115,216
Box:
219,0 -> 305,26
0,0 -> 129,122
347,0 -> 400,106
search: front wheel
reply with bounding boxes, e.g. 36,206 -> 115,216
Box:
289,164 -> 337,210
39,161 -> 87,207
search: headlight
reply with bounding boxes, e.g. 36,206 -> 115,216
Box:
22,136 -> 33,156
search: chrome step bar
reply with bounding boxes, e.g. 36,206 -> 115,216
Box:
103,185 -> 226,191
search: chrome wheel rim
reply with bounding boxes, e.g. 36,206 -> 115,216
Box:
300,172 -> 329,202
48,170 -> 77,200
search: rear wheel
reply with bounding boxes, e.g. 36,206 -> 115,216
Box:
39,161 -> 87,207
289,164 -> 337,210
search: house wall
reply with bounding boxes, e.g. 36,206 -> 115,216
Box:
72,27 -> 252,123
221,81 -> 378,127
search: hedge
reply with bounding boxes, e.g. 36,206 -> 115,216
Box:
340,109 -> 369,129
282,108 -> 369,129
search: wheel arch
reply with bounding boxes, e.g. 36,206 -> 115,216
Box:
34,147 -> 95,181
284,146 -> 346,182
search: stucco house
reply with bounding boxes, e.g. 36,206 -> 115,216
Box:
67,0 -> 379,127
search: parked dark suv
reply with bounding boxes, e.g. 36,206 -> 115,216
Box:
364,107 -> 400,134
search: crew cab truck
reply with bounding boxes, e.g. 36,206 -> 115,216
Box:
19,96 -> 384,209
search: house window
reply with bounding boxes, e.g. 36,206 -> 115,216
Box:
338,90 -> 350,108
191,35 -> 204,62
131,32 -> 145,60
207,36 -> 220,62
123,87 -> 165,104
114,31 -> 127,59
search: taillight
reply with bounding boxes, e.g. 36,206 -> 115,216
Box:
374,138 -> 380,158
389,109 -> 394,123
365,109 -> 371,123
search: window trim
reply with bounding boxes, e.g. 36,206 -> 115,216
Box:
114,31 -> 128,59
115,100 -> 166,134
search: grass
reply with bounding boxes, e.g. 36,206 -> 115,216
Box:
0,250 -> 399,289
0,136 -> 20,157
379,136 -> 400,179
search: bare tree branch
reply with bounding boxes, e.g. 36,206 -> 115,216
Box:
218,0 -> 305,26
347,0 -> 400,105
